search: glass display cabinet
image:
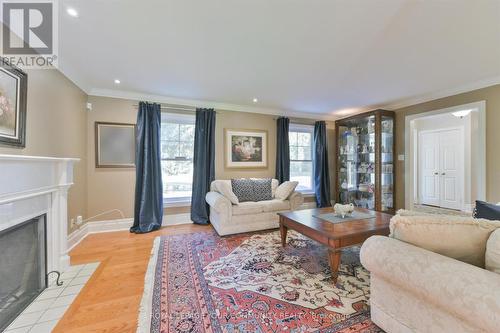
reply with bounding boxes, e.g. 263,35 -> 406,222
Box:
335,110 -> 395,213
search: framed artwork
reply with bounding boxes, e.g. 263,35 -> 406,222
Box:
225,129 -> 268,168
95,122 -> 136,168
0,60 -> 27,147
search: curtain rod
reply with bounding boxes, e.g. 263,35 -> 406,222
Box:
132,104 -> 219,113
131,104 -> 322,122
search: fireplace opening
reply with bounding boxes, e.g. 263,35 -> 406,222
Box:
0,215 -> 47,331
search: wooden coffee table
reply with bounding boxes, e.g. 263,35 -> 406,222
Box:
278,207 -> 392,283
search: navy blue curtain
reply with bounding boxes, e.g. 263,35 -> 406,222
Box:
313,121 -> 331,207
191,108 -> 216,225
130,102 -> 163,234
276,117 -> 290,183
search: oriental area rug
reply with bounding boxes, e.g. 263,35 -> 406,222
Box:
137,230 -> 382,333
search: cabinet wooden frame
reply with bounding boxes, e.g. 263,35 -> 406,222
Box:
334,109 -> 395,214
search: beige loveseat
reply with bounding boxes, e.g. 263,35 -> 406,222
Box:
205,179 -> 303,236
360,212 -> 500,333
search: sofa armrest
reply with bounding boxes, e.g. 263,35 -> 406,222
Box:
360,236 -> 500,333
288,191 -> 304,210
205,191 -> 232,215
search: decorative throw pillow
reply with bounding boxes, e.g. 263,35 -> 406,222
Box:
252,178 -> 279,198
275,181 -> 299,200
473,200 -> 500,220
231,179 -> 254,202
390,214 -> 500,267
212,180 -> 239,204
486,228 -> 500,274
252,178 -> 273,201
271,179 -> 279,197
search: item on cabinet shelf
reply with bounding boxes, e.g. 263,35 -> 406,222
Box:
368,121 -> 375,134
354,198 -> 374,210
382,145 -> 393,154
333,203 -> 354,218
383,197 -> 393,208
367,200 -> 375,209
382,120 -> 393,133
382,164 -> 393,174
382,184 -> 392,192
359,184 -> 369,192
341,180 -> 349,190
362,144 -> 368,153
358,162 -> 375,174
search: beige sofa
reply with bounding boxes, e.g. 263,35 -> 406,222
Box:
360,213 -> 500,333
205,179 -> 303,236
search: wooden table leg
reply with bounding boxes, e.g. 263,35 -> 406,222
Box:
328,249 -> 341,283
279,219 -> 288,247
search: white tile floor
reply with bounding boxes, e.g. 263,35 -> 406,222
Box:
4,262 -> 99,333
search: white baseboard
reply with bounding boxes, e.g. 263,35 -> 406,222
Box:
67,206 -> 316,253
463,203 -> 474,213
67,218 -> 133,252
67,214 -> 193,252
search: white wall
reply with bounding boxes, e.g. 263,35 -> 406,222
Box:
413,111 -> 477,209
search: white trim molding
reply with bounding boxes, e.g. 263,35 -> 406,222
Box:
381,76 -> 500,110
0,154 -> 79,274
67,213 -> 194,252
67,203 -> 316,252
404,101 -> 486,211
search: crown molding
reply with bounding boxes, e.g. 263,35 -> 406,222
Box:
88,88 -> 338,121
378,76 -> 500,111
86,76 -> 500,122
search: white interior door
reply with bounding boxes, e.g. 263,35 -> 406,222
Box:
418,128 -> 463,210
439,129 -> 462,210
419,132 -> 440,206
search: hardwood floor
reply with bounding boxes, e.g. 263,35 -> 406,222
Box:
53,224 -> 212,333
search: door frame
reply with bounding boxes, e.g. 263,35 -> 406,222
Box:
417,126 -> 465,209
405,101 -> 486,212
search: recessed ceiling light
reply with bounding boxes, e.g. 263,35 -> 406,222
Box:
252,98 -> 258,103
114,79 -> 121,84
66,8 -> 78,17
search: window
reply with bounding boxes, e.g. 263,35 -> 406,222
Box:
160,113 -> 195,202
289,125 -> 314,192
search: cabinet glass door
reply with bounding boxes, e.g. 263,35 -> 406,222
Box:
337,115 -> 376,210
380,116 -> 394,211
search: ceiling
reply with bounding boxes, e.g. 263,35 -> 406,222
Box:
58,0 -> 500,119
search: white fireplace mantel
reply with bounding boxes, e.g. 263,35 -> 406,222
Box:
0,154 -> 79,275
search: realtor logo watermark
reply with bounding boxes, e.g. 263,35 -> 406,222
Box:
1,0 -> 58,68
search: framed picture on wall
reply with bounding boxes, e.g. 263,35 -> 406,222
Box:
0,59 -> 27,148
95,122 -> 136,168
225,128 -> 267,168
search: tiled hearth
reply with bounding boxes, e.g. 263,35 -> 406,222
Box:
4,263 -> 99,333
